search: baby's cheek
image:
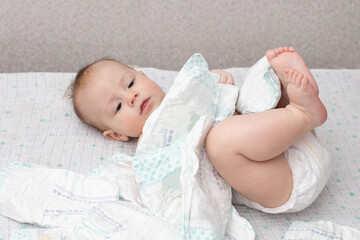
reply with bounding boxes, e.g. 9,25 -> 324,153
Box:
127,119 -> 145,137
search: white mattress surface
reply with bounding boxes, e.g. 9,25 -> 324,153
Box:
0,68 -> 359,239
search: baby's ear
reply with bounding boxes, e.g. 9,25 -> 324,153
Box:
103,130 -> 129,142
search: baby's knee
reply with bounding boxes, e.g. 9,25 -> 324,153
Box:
205,123 -> 233,160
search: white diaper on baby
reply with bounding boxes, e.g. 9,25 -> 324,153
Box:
232,131 -> 332,214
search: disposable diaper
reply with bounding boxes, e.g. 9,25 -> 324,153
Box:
236,56 -> 281,114
131,53 -> 254,238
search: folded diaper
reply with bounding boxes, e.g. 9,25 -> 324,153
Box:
232,132 -> 332,214
236,56 -> 281,114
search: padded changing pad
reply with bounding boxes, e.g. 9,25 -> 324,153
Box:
0,68 -> 359,239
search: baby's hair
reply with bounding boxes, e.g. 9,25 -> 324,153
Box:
65,58 -> 119,128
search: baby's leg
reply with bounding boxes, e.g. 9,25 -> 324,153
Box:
216,149 -> 292,208
206,69 -> 327,208
209,69 -> 326,161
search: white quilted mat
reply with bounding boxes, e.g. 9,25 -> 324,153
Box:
0,68 -> 359,239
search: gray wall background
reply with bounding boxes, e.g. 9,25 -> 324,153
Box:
1,0 -> 359,72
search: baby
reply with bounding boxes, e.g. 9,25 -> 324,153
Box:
70,47 -> 331,213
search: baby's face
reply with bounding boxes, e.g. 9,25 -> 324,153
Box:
76,60 -> 165,141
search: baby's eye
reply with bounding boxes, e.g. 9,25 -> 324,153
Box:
116,102 -> 122,113
128,80 -> 135,88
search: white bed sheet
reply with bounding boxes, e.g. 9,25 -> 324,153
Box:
0,68 -> 359,239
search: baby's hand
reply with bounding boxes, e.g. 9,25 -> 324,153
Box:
210,69 -> 234,85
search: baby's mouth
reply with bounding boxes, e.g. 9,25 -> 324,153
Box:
140,97 -> 151,114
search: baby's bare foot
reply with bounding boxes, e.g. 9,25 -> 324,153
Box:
285,68 -> 327,128
267,47 -> 319,95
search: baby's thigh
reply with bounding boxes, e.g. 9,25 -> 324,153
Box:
206,126 -> 292,208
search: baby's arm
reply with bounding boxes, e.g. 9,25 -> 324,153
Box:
210,69 -> 234,85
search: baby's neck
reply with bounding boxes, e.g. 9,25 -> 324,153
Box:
136,134 -> 143,146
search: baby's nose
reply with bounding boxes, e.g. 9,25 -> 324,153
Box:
128,91 -> 139,106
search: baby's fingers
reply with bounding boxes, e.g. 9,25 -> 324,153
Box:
220,71 -> 234,85
219,73 -> 227,84
210,69 -> 234,85
225,73 -> 234,85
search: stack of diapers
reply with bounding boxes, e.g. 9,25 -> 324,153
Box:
0,53 -> 332,239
